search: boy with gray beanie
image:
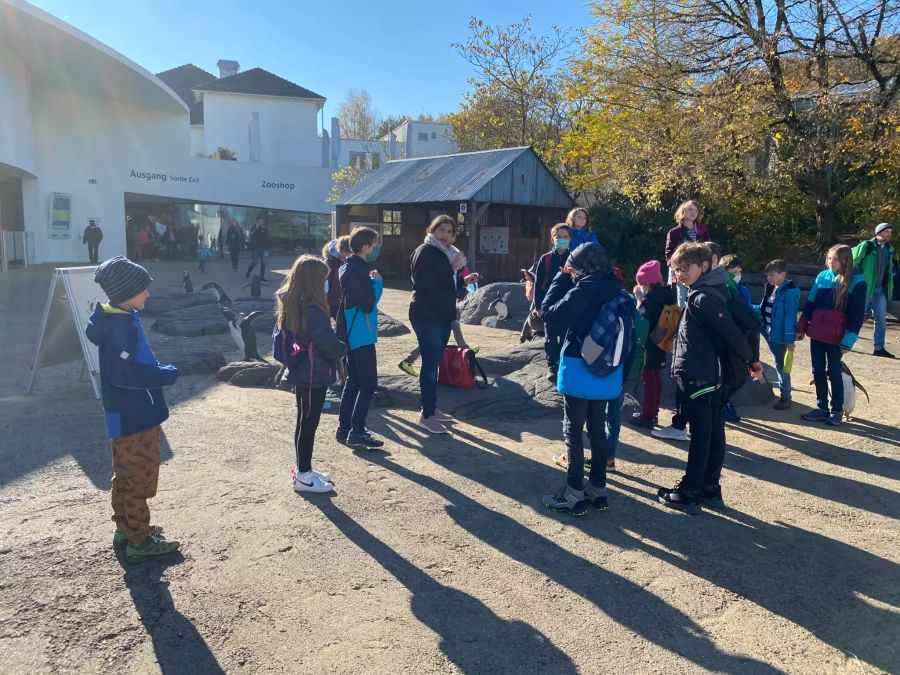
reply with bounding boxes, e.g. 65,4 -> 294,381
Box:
86,256 -> 181,564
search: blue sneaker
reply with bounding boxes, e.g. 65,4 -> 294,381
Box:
724,402 -> 741,422
825,412 -> 843,426
802,408 -> 829,422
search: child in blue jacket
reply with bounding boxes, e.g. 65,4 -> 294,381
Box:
337,226 -> 385,449
540,243 -> 623,516
86,257 -> 180,565
566,207 -> 599,249
796,245 -> 867,426
753,259 -> 800,410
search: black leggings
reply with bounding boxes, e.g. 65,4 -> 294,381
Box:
294,387 -> 326,473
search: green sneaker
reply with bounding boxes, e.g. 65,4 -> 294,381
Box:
113,525 -> 163,550
125,534 -> 180,565
398,360 -> 418,377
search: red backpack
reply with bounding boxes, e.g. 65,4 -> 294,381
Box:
438,347 -> 489,389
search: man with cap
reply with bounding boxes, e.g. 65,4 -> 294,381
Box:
853,223 -> 895,358
85,256 -> 181,564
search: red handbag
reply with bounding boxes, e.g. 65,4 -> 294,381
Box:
806,309 -> 846,345
438,347 -> 488,389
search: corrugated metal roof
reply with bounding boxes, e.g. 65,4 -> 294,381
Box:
335,146 -> 540,205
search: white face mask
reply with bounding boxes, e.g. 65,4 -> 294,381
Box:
733,273 -> 742,284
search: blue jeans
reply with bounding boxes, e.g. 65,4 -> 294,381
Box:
247,249 -> 266,278
339,344 -> 377,434
410,319 -> 451,418
605,390 -> 624,460
767,339 -> 792,400
563,395 -> 608,490
810,339 -> 843,414
868,286 -> 888,350
544,323 -> 563,367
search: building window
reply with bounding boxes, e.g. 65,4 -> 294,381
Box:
431,132 -> 437,138
371,153 -> 380,169
418,132 -> 428,142
381,210 -> 402,236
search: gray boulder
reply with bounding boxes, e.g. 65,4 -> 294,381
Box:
151,298 -> 275,337
142,292 -> 215,317
217,360 -> 281,387
379,312 -> 410,337
155,349 -> 227,376
459,282 -> 529,326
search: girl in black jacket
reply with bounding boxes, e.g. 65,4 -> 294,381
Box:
275,255 -> 347,493
409,215 -> 461,434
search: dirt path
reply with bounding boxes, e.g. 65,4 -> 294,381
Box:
1,257 -> 898,674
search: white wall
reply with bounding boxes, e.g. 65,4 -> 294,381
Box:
190,126 -> 204,156
200,92 -> 322,166
404,121 -> 457,158
0,42 -> 37,176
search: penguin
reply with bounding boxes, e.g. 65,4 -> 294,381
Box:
178,271 -> 194,293
244,274 -> 269,299
218,303 -> 266,361
488,291 -> 511,321
200,281 -> 231,304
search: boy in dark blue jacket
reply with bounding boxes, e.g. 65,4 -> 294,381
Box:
337,226 -> 385,449
535,223 -> 571,381
86,257 -> 180,564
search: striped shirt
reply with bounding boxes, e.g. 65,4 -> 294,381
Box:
762,290 -> 775,334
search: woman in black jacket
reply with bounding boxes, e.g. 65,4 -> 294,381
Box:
275,255 -> 347,493
409,215 -> 462,434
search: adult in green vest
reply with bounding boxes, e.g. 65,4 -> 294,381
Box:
852,222 -> 895,358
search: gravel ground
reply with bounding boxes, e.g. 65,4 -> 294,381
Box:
1,256 -> 898,674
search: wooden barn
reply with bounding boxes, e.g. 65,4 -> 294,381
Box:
333,146 -> 575,281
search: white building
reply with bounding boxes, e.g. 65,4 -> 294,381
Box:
385,120 -> 458,159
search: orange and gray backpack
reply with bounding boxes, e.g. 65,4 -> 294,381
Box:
649,303 -> 681,352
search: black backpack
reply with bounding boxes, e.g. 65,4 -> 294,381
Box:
708,286 -> 760,391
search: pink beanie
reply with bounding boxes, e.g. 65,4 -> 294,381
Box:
635,260 -> 662,285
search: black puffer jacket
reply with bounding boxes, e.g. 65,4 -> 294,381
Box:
283,305 -> 347,389
409,243 -> 456,324
642,285 -> 677,370
672,267 -> 752,388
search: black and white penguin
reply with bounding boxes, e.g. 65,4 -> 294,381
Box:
179,271 -> 194,293
218,303 -> 265,361
201,281 -> 231,304
488,291 -> 511,321
244,274 -> 268,299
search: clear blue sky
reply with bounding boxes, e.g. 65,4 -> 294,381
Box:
27,0 -> 594,128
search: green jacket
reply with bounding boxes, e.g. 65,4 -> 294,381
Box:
852,238 -> 895,301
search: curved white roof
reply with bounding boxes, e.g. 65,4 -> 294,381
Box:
0,0 -> 188,114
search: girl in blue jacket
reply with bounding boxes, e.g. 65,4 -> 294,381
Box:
796,245 -> 867,426
540,243 -> 623,515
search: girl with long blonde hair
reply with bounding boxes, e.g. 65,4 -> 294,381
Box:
664,199 -> 711,307
275,255 -> 347,492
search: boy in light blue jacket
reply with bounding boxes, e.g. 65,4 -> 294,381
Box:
754,259 -> 800,410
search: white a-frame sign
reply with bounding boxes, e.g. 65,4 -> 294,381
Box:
27,267 -> 107,399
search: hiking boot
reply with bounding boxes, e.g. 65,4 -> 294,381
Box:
629,413 -> 656,428
292,470 -> 333,494
125,534 -> 181,565
873,348 -> 895,359
801,408 -> 829,422
542,485 -> 587,516
651,425 -> 689,441
433,409 -> 453,422
773,398 -> 792,411
552,453 -> 591,470
398,360 -> 418,377
418,415 -> 450,434
826,412 -> 843,426
346,430 -> 385,449
335,427 -> 350,445
583,482 -> 608,511
657,483 -> 701,515
699,484 -> 725,509
724,402 -> 741,422
113,525 -> 163,551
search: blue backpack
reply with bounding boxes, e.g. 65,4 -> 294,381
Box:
581,291 -> 635,377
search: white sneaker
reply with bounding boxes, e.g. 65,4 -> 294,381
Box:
433,409 -> 453,422
417,415 -> 450,434
293,471 -> 333,493
651,425 -> 689,441
293,468 -> 331,483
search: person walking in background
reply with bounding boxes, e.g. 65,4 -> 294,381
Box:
664,199 -> 710,308
225,219 -> 245,272
134,221 -> 152,262
197,237 -> 210,272
852,222 -> 895,358
274,255 -> 347,494
797,245 -> 867,426
535,223 -> 572,383
754,259 -> 800,411
408,215 -> 461,434
324,235 -> 352,319
83,219 -> 103,264
246,217 -> 269,281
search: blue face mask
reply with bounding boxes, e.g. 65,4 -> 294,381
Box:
366,243 -> 381,262
324,279 -> 330,295
555,238 -> 570,250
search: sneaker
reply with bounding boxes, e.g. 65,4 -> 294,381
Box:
629,413 -> 656,428
125,534 -> 181,565
335,427 -> 350,445
773,398 -> 792,411
657,482 -> 701,515
552,453 -> 592,470
699,484 -> 725,509
398,360 -> 418,377
606,459 -> 616,472
292,471 -> 333,494
418,415 -> 449,434
542,485 -> 587,516
826,412 -> 843,426
583,482 -> 608,511
346,430 -> 385,449
801,408 -> 829,422
724,402 -> 741,422
873,348 -> 895,359
433,409 -> 453,422
113,525 -> 163,551
651,425 -> 689,441
292,467 -> 331,483
468,345 -> 480,354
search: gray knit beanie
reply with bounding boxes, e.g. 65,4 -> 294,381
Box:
568,242 -> 609,276
93,256 -> 153,304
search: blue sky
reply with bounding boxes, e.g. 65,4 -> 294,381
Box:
27,0 -> 594,128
